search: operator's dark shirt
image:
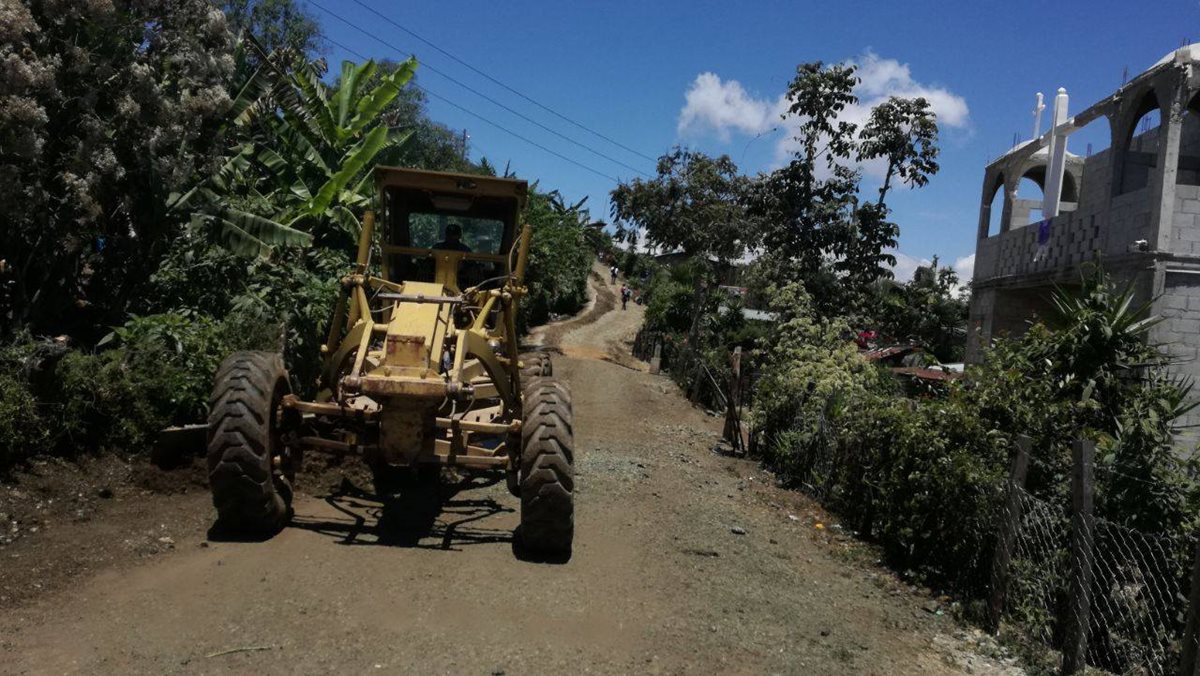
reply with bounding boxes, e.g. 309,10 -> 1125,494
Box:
433,239 -> 471,252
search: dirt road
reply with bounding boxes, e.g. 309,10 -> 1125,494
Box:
0,273 -> 1017,675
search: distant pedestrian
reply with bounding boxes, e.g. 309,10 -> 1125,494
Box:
610,265 -> 618,284
621,285 -> 631,310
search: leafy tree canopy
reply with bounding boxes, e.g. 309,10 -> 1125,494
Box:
221,0 -> 322,55
610,148 -> 753,264
1,0 -> 235,338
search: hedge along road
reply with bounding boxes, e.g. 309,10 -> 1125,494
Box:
0,273 -> 1016,675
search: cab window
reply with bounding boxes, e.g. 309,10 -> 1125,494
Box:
407,213 -> 505,254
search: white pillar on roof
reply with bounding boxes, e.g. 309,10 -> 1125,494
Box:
1032,92 -> 1045,140
1042,88 -> 1069,218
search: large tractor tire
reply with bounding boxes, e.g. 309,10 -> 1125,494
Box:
206,351 -> 294,535
518,377 -> 574,555
520,351 -> 552,383
523,375 -> 572,412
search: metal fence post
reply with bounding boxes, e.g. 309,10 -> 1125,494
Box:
1179,539 -> 1200,676
986,434 -> 1032,634
1062,437 -> 1096,675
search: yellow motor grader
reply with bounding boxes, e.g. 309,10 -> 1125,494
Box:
205,167 -> 574,555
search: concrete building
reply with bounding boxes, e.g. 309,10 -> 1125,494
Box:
967,45 -> 1200,436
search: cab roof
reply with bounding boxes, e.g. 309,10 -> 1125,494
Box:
374,166 -> 528,209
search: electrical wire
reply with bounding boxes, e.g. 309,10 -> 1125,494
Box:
344,0 -> 658,164
321,33 -> 622,183
309,1 -> 648,177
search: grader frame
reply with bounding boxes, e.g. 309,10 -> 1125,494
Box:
289,167 -> 531,472
205,166 -> 574,555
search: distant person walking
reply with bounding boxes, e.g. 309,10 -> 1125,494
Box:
610,265 -> 618,284
621,285 -> 631,310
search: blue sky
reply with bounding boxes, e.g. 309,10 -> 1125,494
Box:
315,0 -> 1200,280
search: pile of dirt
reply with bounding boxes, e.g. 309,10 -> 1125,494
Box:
0,454 -> 210,610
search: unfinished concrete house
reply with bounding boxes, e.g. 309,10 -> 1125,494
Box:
968,46 -> 1200,435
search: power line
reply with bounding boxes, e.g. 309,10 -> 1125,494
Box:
309,0 -> 648,177
320,34 -> 620,182
344,0 -> 659,164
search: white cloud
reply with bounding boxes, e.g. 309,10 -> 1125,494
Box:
854,51 -> 969,127
952,253 -> 974,282
676,50 -> 970,170
677,72 -> 781,140
888,249 -> 930,282
888,249 -> 973,278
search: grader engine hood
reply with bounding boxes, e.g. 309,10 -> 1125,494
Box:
351,280 -> 457,400
379,281 -> 448,371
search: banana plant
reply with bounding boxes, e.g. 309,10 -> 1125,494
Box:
175,38 -> 417,256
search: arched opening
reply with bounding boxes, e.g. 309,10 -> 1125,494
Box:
1117,91 -> 1162,195
1015,175 -> 1046,226
1070,114 -> 1112,160
1020,164 -> 1080,213
1178,94 -> 1200,186
984,175 -> 1005,237
1062,170 -> 1079,204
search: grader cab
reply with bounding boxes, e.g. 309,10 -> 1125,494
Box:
205,167 -> 574,555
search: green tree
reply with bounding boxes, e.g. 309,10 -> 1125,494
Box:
0,0 -> 235,338
610,148 -> 752,263
747,62 -> 942,316
355,64 -> 472,173
610,148 -> 753,377
874,257 -> 967,361
178,54 -> 419,254
858,96 -> 940,206
520,188 -> 596,329
221,0 -> 322,55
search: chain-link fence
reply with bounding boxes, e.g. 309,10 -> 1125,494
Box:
1004,487 -> 1072,647
997,481 -> 1199,675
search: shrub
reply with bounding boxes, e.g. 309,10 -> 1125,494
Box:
748,269 -> 1200,597
0,309 -> 281,474
100,311 -> 278,423
0,373 -> 50,475
149,239 -> 344,395
520,220 -> 593,330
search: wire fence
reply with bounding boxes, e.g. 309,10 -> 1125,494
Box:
1005,487 -> 1071,647
998,483 -> 1198,675
633,328 -> 757,452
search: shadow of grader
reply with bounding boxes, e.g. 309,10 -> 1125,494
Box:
291,471 -> 516,552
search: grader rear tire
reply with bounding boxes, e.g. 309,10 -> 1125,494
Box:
206,351 -> 293,535
518,377 -> 574,555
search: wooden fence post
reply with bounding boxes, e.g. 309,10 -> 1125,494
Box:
722,347 -> 742,448
1061,437 -> 1096,675
1178,539 -> 1200,676
986,435 -> 1032,634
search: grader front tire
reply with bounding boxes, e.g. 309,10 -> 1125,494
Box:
518,378 -> 574,555
520,351 -> 552,382
206,351 -> 293,536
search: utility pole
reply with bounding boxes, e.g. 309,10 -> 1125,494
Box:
461,129 -> 469,162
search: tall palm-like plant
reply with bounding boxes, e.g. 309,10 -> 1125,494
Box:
175,39 -> 417,255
